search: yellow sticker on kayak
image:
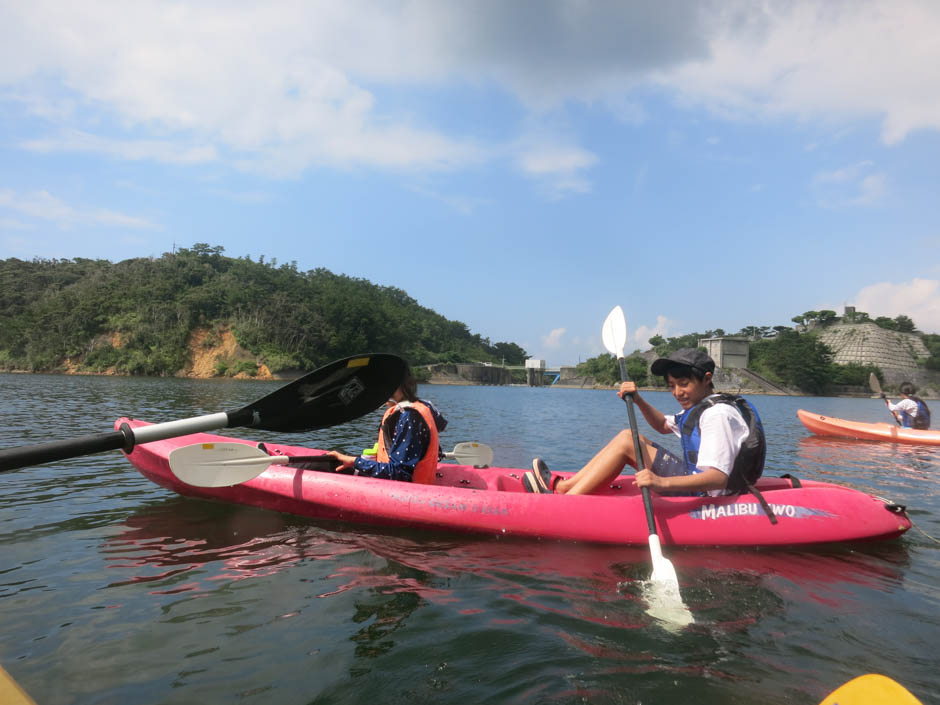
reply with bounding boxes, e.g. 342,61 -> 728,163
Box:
201,443 -> 215,449
347,357 -> 370,368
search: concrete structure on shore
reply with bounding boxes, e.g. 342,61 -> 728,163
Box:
817,322 -> 927,369
816,321 -> 933,393
699,336 -> 749,369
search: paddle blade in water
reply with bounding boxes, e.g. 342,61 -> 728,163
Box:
641,580 -> 695,631
231,353 -> 408,432
644,533 -> 694,628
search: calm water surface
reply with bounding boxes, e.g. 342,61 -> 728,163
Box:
1,374 -> 937,704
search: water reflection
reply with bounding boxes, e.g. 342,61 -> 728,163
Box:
4,375 -> 937,705
101,500 -> 356,593
794,435 -> 939,507
797,435 -> 937,473
103,498 -> 911,632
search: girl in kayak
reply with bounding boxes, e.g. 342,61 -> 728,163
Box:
327,370 -> 448,483
884,382 -> 931,429
524,348 -> 765,497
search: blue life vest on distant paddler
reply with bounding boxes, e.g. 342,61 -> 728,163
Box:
675,394 -> 766,494
899,397 -> 931,430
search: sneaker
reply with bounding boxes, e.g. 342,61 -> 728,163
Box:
523,471 -> 550,494
531,458 -> 553,492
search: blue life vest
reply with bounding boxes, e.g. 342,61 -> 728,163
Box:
899,397 -> 930,430
675,394 -> 766,494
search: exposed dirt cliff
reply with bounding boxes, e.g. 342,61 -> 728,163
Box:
186,327 -> 273,379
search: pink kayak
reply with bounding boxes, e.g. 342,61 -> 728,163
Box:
117,418 -> 911,547
798,409 -> 940,446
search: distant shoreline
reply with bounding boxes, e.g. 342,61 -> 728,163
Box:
2,370 -> 935,400
425,379 -> 938,400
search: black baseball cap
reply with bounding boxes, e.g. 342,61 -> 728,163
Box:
650,348 -> 716,376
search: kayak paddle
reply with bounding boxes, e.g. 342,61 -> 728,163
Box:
601,306 -> 692,627
869,372 -> 901,426
443,441 -> 494,467
0,353 -> 408,472
819,674 -> 923,705
169,440 -> 496,487
169,442 -> 339,486
1,664 -> 36,705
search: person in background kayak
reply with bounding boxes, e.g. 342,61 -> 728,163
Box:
524,348 -> 765,497
884,382 -> 931,430
327,369 -> 448,483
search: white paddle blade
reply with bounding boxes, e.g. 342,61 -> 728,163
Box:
644,534 -> 694,628
443,442 -> 494,467
169,442 -> 286,487
869,372 -> 882,395
601,306 -> 627,359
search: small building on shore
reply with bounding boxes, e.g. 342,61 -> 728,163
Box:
698,336 -> 749,369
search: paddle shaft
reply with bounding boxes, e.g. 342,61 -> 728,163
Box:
0,353 -> 407,473
0,412 -> 230,472
619,358 -> 657,535
869,373 -> 901,426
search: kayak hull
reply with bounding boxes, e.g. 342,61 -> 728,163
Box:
117,418 -> 911,547
797,409 -> 940,446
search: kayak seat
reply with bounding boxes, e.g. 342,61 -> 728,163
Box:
496,473 -> 526,492
435,466 -> 489,490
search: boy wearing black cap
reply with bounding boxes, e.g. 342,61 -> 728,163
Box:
524,348 -> 765,497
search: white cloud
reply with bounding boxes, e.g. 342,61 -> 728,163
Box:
659,1 -> 940,144
515,140 -> 598,197
22,130 -> 218,165
853,279 -> 940,333
208,188 -> 273,205
0,189 -> 158,230
811,161 -> 887,208
405,184 -> 489,215
813,161 -> 874,185
631,315 -> 676,351
1,0 -> 938,183
541,327 -> 567,348
0,2 -> 488,177
518,145 -> 598,176
0,218 -> 34,231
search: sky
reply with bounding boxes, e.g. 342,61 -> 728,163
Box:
1,1 -> 939,367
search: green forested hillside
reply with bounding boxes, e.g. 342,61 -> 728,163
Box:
0,244 -> 527,376
574,312 -> 939,394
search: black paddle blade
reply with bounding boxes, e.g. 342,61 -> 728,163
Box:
227,353 -> 408,432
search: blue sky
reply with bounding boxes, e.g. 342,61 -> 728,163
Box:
1,1 -> 939,366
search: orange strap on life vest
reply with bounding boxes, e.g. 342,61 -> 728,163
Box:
376,401 -> 440,485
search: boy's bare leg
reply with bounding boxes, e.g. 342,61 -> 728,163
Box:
554,429 -> 658,495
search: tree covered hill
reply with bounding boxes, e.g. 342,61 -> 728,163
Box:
0,244 -> 528,377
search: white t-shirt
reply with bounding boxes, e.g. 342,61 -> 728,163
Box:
665,399 -> 750,496
887,398 -> 919,417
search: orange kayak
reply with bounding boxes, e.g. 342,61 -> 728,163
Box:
797,409 -> 940,446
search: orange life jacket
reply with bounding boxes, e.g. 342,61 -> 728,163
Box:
376,400 -> 439,485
